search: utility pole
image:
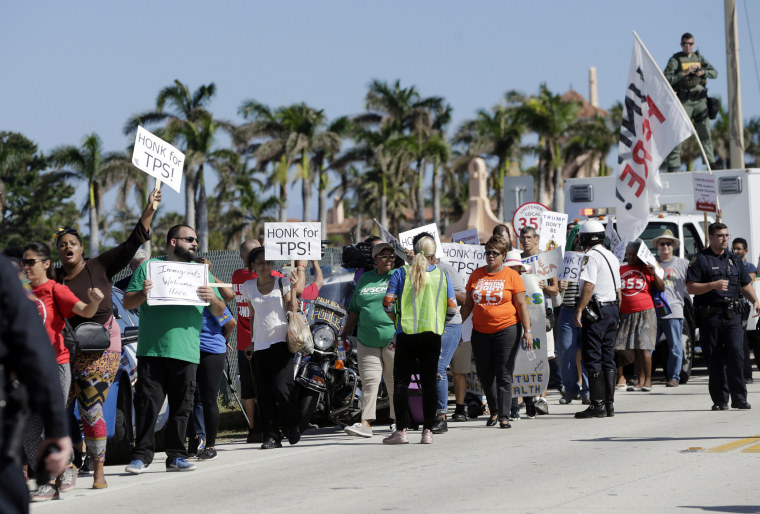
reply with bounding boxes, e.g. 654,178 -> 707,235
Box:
725,0 -> 745,168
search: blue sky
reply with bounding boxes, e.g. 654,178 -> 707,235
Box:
2,1 -> 759,222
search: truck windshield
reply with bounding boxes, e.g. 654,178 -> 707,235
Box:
613,222 -> 679,256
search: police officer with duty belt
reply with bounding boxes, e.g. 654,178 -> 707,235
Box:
687,222 -> 760,410
573,220 -> 622,419
663,32 -> 718,171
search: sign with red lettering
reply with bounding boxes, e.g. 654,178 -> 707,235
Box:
512,202 -> 548,235
132,126 -> 185,193
692,173 -> 717,212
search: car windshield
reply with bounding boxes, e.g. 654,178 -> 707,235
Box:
612,221 -> 679,256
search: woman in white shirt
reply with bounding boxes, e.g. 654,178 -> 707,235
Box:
242,248 -> 299,449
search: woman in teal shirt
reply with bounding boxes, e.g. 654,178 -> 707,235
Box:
340,243 -> 398,438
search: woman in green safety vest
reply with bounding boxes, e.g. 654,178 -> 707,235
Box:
381,235 -> 457,445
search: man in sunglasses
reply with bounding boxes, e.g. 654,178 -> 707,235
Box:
687,223 -> 760,410
123,224 -> 226,474
663,32 -> 718,172
654,229 -> 689,387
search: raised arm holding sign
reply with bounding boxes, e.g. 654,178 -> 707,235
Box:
132,126 -> 185,195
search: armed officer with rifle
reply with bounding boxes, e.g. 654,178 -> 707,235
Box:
687,222 -> 760,411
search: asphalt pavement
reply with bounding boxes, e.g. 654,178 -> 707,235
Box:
32,372 -> 760,513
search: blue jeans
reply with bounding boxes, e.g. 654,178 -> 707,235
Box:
657,318 -> 684,381
437,323 -> 462,413
556,305 -> 588,397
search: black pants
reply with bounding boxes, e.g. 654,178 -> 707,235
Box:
471,324 -> 520,420
253,342 -> 296,439
132,356 -> 197,464
196,351 -> 225,447
393,331 -> 441,431
581,305 -> 619,374
699,311 -> 747,405
0,457 -> 27,514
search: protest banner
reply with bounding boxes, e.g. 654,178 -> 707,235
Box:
533,248 -> 563,280
132,126 -> 185,194
512,202 -> 548,234
615,33 -> 697,242
512,274 -> 548,396
373,218 -> 410,263
693,173 -> 717,212
613,240 -> 628,263
146,261 -> 209,306
440,243 -> 486,281
560,251 -> 584,281
452,228 -> 480,245
522,254 -> 540,274
264,222 -> 321,260
636,240 -> 657,267
538,211 -> 568,252
398,223 -> 444,259
606,219 -> 621,252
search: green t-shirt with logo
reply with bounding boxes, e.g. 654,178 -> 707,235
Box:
126,257 -> 222,364
349,269 -> 395,347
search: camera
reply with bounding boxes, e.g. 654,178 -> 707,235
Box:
342,242 -> 373,270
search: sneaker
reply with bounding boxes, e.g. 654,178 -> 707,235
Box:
344,422 -> 373,438
198,447 -> 217,460
509,409 -> 521,421
535,398 -> 549,415
188,436 -> 205,457
559,396 -> 572,405
666,378 -> 679,387
261,436 -> 283,449
56,465 -> 77,493
125,459 -> 149,474
431,416 -> 448,434
246,428 -> 263,444
451,410 -> 467,422
382,428 -> 409,444
287,427 -> 301,445
525,401 -> 536,419
30,484 -> 58,502
166,457 -> 197,472
581,395 -> 591,405
78,454 -> 92,476
420,429 -> 433,444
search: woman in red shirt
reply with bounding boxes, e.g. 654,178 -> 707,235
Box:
616,241 -> 665,392
22,241 -> 103,497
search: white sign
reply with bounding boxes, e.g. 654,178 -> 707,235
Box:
522,254 -> 540,273
440,243 -> 486,282
373,219 -> 410,263
132,126 -> 185,194
264,222 -> 322,260
512,202 -> 548,235
539,211 -> 568,252
693,173 -> 717,213
560,251 -> 584,282
512,274 -> 548,396
748,280 -> 760,331
606,220 -> 621,252
452,228 -> 480,245
146,261 -> 209,306
398,223 -> 444,259
533,248 -> 563,280
613,240 -> 628,262
636,240 -> 657,267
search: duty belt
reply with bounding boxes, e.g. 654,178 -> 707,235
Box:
599,301 -> 618,307
698,298 -> 743,316
676,88 -> 707,101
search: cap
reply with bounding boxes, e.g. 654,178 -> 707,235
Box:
371,242 -> 394,259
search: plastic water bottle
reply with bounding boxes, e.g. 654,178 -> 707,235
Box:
336,339 -> 347,361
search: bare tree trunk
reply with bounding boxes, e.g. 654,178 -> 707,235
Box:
280,183 -> 288,222
417,162 -> 425,226
318,166 -> 328,236
380,195 -> 388,231
355,212 -> 362,242
432,163 -> 440,230
197,165 -> 209,253
185,172 -> 196,230
88,183 -> 99,258
553,165 -> 564,214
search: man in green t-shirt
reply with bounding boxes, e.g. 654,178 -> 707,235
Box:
123,224 -> 225,474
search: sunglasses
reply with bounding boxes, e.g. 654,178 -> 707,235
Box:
55,227 -> 79,239
681,42 -> 694,46
484,251 -> 502,257
376,254 -> 395,261
658,241 -> 673,247
21,258 -> 46,267
175,236 -> 199,244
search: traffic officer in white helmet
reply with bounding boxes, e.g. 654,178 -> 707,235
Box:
573,220 -> 622,419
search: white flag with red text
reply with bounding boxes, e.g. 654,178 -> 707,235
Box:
614,33 -> 696,242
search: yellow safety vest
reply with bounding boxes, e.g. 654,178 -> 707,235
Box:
399,266 -> 447,335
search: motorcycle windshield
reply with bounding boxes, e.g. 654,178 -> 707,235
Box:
303,271 -> 355,331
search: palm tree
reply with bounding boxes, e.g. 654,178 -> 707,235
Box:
49,133 -> 124,257
313,116 -> 350,235
746,116 -> 760,166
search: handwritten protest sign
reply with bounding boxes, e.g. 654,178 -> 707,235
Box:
539,211 -> 567,252
693,173 -> 717,212
441,243 -> 486,281
560,251 -> 584,281
373,219 -> 409,263
452,228 -> 480,245
533,248 -> 563,280
512,274 -> 548,396
606,220 -> 621,253
613,240 -> 628,262
146,261 -> 208,306
398,223 -> 444,259
264,222 -> 321,260
522,254 -> 539,274
636,240 -> 657,267
132,126 -> 185,194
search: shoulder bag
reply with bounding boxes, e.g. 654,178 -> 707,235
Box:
276,278 -> 314,354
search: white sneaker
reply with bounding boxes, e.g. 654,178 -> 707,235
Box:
344,422 -> 373,438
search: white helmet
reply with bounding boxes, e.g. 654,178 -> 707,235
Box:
579,220 -> 605,247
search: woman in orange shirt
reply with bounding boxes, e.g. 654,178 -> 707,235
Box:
461,235 -> 532,429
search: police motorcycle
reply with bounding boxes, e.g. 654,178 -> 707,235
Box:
293,254 -> 363,429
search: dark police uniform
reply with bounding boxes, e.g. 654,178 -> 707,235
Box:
686,248 -> 750,408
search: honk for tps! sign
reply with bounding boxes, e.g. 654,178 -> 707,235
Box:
132,126 -> 185,193
264,222 -> 322,260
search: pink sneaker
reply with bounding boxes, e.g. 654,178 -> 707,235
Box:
421,429 -> 433,444
382,428 -> 409,444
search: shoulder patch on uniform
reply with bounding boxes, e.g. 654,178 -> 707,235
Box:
582,256 -> 589,267
689,256 -> 697,266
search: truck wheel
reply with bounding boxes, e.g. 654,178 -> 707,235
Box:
105,379 -> 133,465
680,318 -> 694,384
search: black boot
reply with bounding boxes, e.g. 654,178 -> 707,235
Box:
574,372 -> 606,419
603,369 -> 616,417
452,404 -> 467,422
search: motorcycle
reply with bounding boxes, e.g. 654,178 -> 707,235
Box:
294,273 -> 363,429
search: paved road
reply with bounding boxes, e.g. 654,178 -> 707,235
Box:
33,373 -> 760,513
